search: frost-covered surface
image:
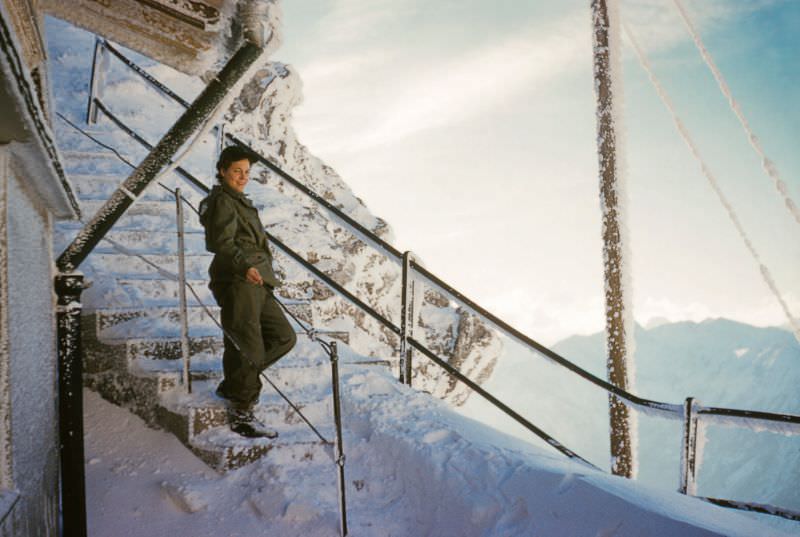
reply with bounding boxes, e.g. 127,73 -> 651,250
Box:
39,0 -> 282,77
4,167 -> 59,536
464,319 -> 800,525
46,13 -> 502,404
592,0 -> 639,477
83,352 -> 795,537
0,0 -> 79,219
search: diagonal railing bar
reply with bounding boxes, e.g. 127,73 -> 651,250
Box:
265,231 -> 402,337
58,110 -> 137,168
700,497 -> 800,523
93,99 -> 210,196
697,405 -> 800,432
225,133 -> 403,260
410,260 -> 683,418
408,336 -> 599,468
101,38 -> 192,109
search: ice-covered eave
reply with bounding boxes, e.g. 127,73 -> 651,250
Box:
40,0 -> 281,77
0,3 -> 79,220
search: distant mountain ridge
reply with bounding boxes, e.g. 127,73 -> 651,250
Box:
463,318 -> 799,516
550,318 -> 800,513
553,317 -> 799,413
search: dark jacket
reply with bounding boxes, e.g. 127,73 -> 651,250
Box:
198,183 -> 280,288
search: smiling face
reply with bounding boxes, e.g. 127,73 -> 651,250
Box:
219,158 -> 251,193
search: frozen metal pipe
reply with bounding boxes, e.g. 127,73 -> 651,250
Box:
329,342 -> 348,536
175,188 -> 192,393
399,250 -> 416,385
679,397 -> 700,496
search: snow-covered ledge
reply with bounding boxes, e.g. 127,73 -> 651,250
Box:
149,362 -> 792,535
332,368 -> 787,536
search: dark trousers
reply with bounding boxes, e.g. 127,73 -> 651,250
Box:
210,279 -> 297,409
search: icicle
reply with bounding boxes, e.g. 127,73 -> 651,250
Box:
623,22 -> 800,345
671,0 -> 800,226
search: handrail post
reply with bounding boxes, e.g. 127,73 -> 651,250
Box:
399,250 -> 415,385
86,38 -> 104,125
216,122 -> 226,159
55,272 -> 87,537
329,341 -> 348,536
679,396 -> 700,496
175,188 -> 191,393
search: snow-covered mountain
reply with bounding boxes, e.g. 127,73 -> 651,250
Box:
464,318 -> 800,515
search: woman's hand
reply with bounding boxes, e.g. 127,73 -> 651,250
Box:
245,267 -> 264,286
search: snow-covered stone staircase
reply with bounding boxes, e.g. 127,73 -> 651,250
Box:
54,144 -> 351,472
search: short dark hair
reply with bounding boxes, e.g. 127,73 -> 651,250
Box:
216,146 -> 258,181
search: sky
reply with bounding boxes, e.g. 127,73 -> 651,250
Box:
275,0 -> 799,345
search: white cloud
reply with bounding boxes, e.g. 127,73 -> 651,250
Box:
620,0 -> 784,53
314,0 -> 417,49
348,14 -> 590,151
293,10 -> 592,154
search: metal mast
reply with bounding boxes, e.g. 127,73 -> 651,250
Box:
591,0 -> 635,478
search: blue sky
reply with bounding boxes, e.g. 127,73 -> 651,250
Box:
276,0 -> 799,344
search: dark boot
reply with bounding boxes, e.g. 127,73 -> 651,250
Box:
227,407 -> 278,439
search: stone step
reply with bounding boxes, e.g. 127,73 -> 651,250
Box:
114,278 -> 216,307
178,386 -> 334,435
70,174 -> 177,201
142,359 -> 337,396
55,228 -> 207,255
62,151 -> 139,176
59,200 -> 203,232
125,335 -> 223,361
81,252 -> 212,279
125,331 -> 348,364
189,425 -> 331,471
187,397 -> 334,439
87,303 -> 313,341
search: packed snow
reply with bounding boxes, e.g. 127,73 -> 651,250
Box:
463,319 -> 800,533
84,349 -> 795,536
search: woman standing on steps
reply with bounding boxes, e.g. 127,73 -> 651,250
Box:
199,145 -> 298,438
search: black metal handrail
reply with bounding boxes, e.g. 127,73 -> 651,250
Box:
83,41 -> 800,522
226,132 -> 402,259
92,99 -> 210,195
101,39 -> 191,108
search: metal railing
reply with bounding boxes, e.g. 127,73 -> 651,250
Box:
77,37 -> 800,522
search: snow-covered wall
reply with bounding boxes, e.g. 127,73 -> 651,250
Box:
0,150 -> 59,536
